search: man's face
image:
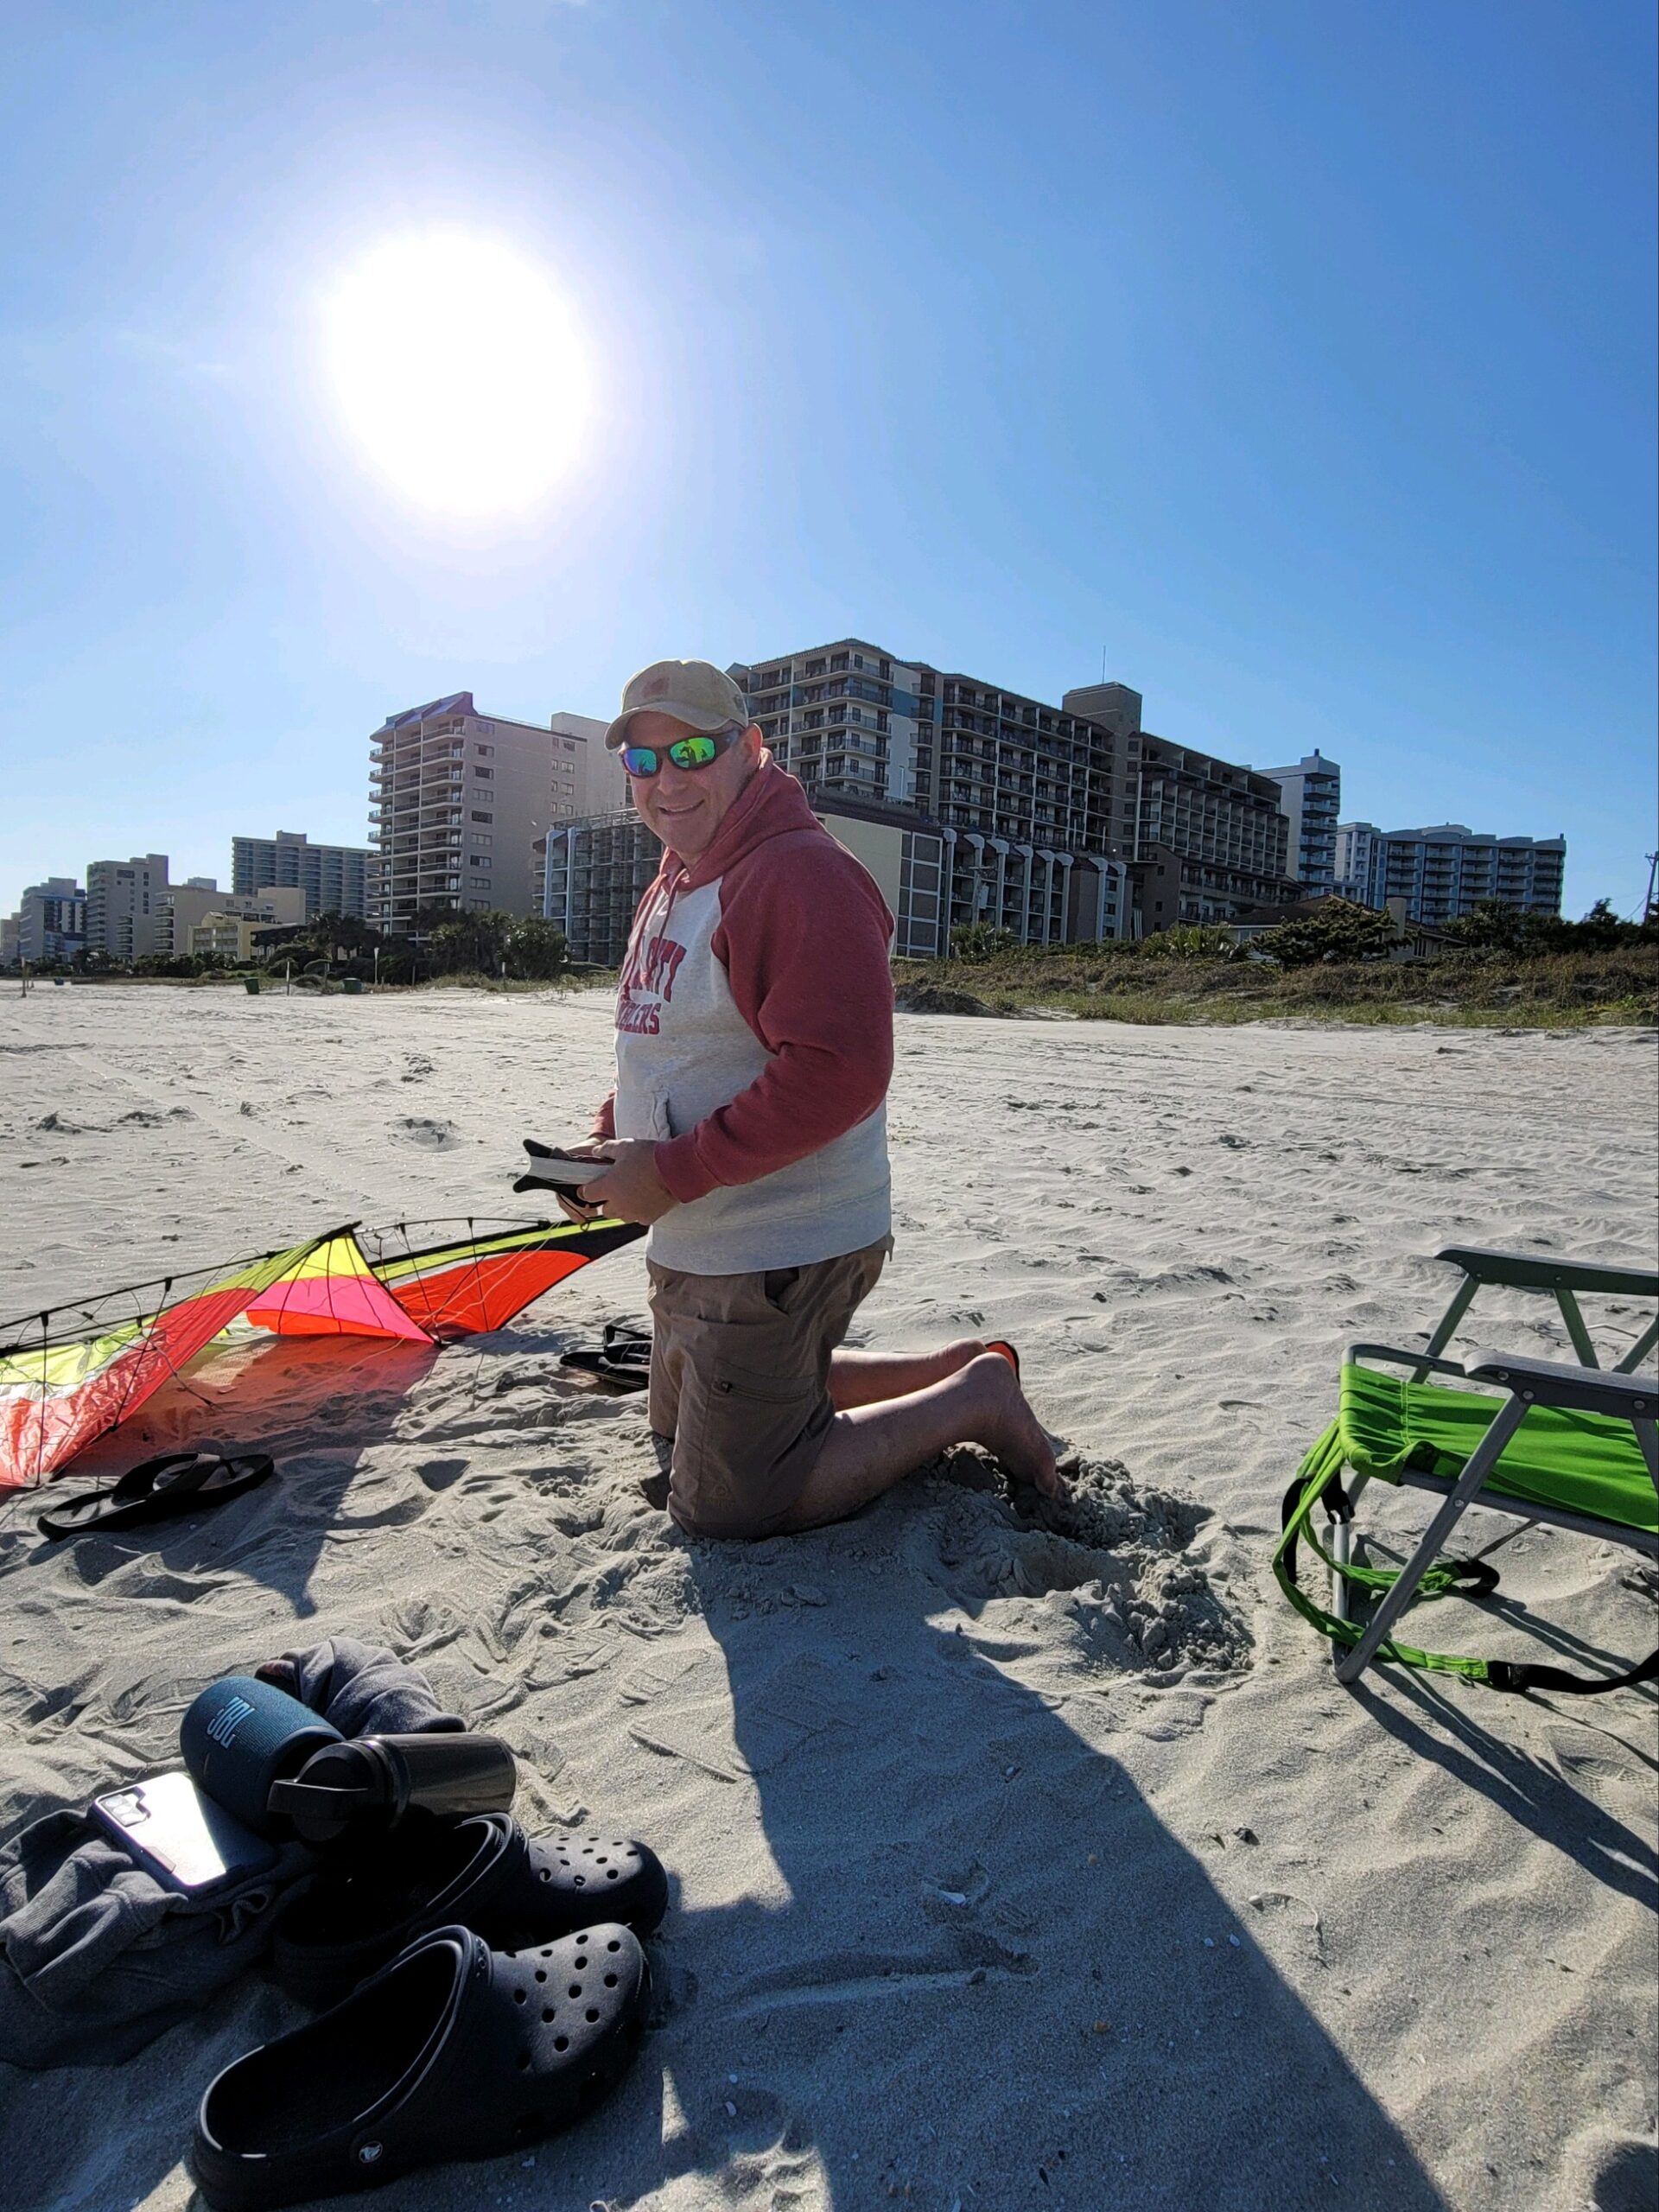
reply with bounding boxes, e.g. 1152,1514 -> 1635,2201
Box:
624,710 -> 762,861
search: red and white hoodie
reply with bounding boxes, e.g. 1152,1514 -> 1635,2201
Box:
593,758 -> 894,1274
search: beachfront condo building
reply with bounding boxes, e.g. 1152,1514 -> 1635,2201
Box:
21,878 -> 86,963
1333,823 -> 1382,907
0,877 -> 87,965
541,785 -> 1089,967
366,696 -> 618,936
85,854 -> 170,960
738,642 -> 1141,945
188,912 -> 289,963
1255,752 -> 1341,892
1062,683 -> 1294,925
231,831 -> 372,922
1334,823 -> 1566,923
162,881 -> 307,955
540,813 -> 663,968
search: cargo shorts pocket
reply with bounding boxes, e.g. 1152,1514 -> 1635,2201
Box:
672,1348 -> 826,1539
708,1356 -> 811,1407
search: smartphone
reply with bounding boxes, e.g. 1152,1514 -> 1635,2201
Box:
91,1771 -> 279,1895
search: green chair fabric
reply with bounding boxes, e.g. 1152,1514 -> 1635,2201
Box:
1334,1363 -> 1659,1538
1276,1364 -> 1658,1690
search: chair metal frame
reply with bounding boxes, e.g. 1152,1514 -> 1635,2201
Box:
1318,1247 -> 1659,1688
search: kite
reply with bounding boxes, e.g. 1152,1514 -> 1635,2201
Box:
0,1215 -> 643,1492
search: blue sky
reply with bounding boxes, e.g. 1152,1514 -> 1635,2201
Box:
3,0 -> 1655,917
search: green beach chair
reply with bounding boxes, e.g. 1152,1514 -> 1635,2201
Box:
1275,1247 -> 1659,1695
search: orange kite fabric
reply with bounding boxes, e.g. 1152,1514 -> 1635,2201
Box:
366,1219 -> 644,1338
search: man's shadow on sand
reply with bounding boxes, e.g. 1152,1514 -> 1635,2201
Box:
586,1476 -> 1451,2212
12,1411 -> 1643,2211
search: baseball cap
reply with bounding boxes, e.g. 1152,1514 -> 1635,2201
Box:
604,659 -> 750,751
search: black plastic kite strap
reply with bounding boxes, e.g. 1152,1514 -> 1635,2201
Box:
1434,1556 -> 1502,1601
1277,1469 -> 1351,1596
1279,1467 -> 1501,1611
1484,1646 -> 1659,1698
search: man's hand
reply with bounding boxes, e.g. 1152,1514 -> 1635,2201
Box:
548,1138 -> 610,1225
577,1139 -> 680,1227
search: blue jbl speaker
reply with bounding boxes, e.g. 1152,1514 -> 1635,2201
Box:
181,1676 -> 342,1837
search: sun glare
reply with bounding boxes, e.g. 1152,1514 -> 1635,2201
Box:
322,231 -> 588,516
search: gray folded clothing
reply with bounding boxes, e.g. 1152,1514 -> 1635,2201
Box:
0,1636 -> 462,2069
254,1635 -> 464,1740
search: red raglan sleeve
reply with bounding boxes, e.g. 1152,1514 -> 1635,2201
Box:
588,861 -> 663,1143
652,838 -> 894,1204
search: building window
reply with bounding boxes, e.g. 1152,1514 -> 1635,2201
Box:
474,766 -> 493,779
471,810 -> 493,823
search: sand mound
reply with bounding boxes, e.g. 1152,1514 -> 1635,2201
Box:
893,983 -> 1000,1016
917,1448 -> 1250,1675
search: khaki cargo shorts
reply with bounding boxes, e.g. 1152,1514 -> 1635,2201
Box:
647,1237 -> 891,1540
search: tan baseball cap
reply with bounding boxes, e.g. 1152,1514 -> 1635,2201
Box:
604,659 -> 750,751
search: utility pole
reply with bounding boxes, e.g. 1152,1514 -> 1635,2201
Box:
1644,851 -> 1658,925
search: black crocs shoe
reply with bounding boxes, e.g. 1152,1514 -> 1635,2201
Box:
272,1812 -> 669,2010
195,1923 -> 650,2209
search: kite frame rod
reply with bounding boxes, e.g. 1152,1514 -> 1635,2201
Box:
359,1216 -> 562,1265
0,1217 -> 584,1348
0,1223 -> 360,1347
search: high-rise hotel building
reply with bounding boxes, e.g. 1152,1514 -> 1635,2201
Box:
232,831 -> 372,921
367,693 -> 616,934
739,641 -> 1131,944
1335,823 -> 1565,923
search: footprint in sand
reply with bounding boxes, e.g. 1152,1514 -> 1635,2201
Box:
392,1116 -> 461,1149
1565,2128 -> 1658,2212
1544,1728 -> 1654,1815
414,1457 -> 468,1491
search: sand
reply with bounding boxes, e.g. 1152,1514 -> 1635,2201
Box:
1,983 -> 1655,2212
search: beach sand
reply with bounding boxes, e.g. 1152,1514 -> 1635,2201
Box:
1,984 -> 1655,2212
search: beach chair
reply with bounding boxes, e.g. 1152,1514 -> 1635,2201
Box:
1275,1247 -> 1659,1695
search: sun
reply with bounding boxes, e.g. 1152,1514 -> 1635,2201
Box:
322,231 -> 588,516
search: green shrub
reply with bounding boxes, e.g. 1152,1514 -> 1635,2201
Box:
950,924 -> 1021,963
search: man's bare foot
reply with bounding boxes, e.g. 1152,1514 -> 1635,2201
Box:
957,1352 -> 1060,1496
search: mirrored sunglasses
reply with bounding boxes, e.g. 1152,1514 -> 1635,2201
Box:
620,726 -> 740,779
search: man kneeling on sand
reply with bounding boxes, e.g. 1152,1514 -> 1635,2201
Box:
562,658 -> 1059,1541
